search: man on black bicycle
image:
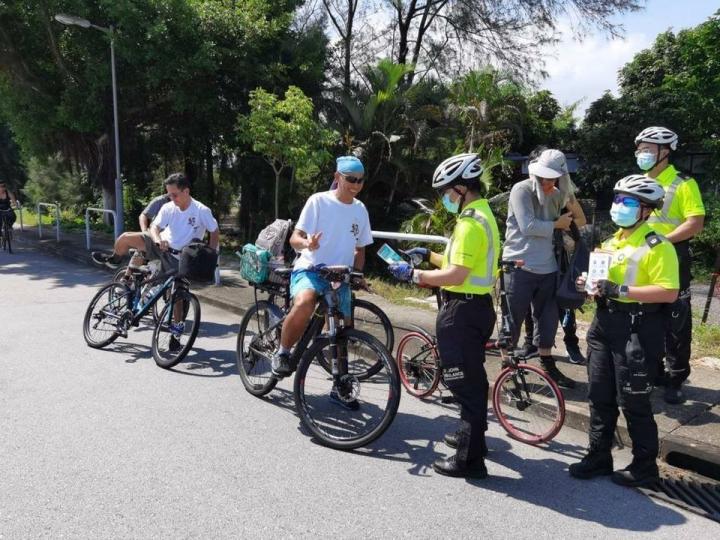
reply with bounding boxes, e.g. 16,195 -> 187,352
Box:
271,157 -> 373,405
92,173 -> 219,273
389,153 -> 500,479
0,181 -> 19,231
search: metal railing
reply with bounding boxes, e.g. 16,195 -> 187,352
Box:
16,203 -> 23,232
37,202 -> 61,242
85,208 -> 117,250
371,230 -> 449,245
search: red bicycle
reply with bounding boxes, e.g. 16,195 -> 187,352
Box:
396,260 -> 566,445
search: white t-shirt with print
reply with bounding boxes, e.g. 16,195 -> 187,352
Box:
152,198 -> 218,252
294,191 -> 373,270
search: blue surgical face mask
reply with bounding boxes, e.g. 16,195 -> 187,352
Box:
442,193 -> 460,214
636,152 -> 656,171
610,202 -> 640,228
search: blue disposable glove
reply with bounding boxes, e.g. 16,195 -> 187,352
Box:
388,262 -> 414,282
401,247 -> 430,266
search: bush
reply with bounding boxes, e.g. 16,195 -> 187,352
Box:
22,154 -> 94,213
692,192 -> 720,278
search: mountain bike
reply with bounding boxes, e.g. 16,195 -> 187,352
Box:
396,260 -> 566,445
0,211 -> 13,253
83,248 -> 201,369
236,265 -> 400,450
112,251 -> 167,324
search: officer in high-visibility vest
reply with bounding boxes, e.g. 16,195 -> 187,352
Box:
634,127 -> 705,404
570,175 -> 679,488
388,153 -> 500,479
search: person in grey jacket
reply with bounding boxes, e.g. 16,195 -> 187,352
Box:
502,149 -> 576,388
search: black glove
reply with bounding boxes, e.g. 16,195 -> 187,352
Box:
596,279 -> 620,299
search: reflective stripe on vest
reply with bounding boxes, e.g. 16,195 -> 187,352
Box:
622,234 -> 663,286
647,175 -> 683,227
447,208 -> 495,287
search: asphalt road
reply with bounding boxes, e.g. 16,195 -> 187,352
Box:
1,247 -> 717,539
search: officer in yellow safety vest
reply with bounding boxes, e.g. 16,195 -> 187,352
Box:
570,175 -> 679,488
634,127 -> 705,404
388,153 -> 500,479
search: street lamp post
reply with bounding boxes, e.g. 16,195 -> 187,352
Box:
55,13 -> 124,238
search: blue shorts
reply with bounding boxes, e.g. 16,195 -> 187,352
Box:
290,269 -> 352,317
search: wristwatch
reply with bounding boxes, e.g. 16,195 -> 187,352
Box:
411,270 -> 422,285
619,285 -> 629,298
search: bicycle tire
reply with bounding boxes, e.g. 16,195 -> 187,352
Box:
83,283 -> 128,348
396,331 -> 441,398
351,299 -> 394,376
151,290 -> 201,368
5,221 -> 11,253
294,329 -> 400,450
236,300 -> 282,396
492,363 -> 565,444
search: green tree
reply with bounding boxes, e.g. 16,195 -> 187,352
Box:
238,85 -> 336,219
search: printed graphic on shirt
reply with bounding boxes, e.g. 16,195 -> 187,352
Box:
351,223 -> 360,239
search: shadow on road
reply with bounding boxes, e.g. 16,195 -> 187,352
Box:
0,248 -> 107,289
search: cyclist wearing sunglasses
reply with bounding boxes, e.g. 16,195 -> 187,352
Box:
270,156 -> 373,386
570,175 -> 679,488
389,153 -> 500,479
634,127 -> 705,405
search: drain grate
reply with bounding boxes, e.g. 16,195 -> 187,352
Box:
639,465 -> 720,523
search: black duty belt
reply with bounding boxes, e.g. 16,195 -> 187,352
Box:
602,299 -> 663,313
440,290 -> 492,302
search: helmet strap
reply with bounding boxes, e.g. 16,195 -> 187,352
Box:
453,186 -> 467,211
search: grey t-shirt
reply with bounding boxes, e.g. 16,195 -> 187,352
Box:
142,195 -> 171,220
502,178 -> 565,274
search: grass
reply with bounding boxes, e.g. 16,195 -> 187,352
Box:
18,209 -> 113,234
366,276 -> 436,310
692,311 -> 720,359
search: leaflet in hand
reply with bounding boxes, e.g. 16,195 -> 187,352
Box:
586,250 -> 613,293
377,243 -> 404,265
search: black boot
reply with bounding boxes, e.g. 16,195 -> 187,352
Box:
611,459 -> 659,488
540,356 -> 576,389
569,448 -> 613,479
433,456 -> 487,479
444,431 -> 488,457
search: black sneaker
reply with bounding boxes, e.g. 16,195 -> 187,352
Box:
569,449 -> 613,479
271,352 -> 292,378
519,344 -> 539,360
168,336 -> 183,353
611,459 -> 659,488
565,344 -> 586,365
541,359 -> 576,389
433,456 -> 487,479
664,386 -> 686,405
92,251 -> 122,270
329,387 -> 359,411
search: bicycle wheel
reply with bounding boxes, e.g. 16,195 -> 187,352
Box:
492,363 -> 565,444
236,300 -> 282,396
351,299 -> 394,378
294,329 -> 400,450
152,290 -> 201,368
396,331 -> 441,398
83,283 -> 129,348
5,221 -> 11,253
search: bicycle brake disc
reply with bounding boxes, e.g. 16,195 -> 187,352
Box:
337,374 -> 361,402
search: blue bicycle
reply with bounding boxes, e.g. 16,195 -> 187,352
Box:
83,250 -> 201,368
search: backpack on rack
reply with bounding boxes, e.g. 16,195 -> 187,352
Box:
239,219 -> 294,284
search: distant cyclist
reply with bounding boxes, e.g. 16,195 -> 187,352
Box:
0,181 -> 19,230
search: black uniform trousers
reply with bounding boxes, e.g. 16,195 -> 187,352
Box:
436,292 -> 496,465
664,240 -> 692,386
586,306 -> 664,461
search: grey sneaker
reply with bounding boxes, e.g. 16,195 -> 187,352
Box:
92,251 -> 122,270
565,344 -> 586,365
519,344 -> 539,360
271,352 -> 292,378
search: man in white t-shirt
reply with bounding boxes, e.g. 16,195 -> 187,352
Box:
92,173 -> 220,271
272,156 -> 373,383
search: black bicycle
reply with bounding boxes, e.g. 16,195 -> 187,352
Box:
0,210 -> 13,253
83,249 -> 201,369
236,265 -> 401,450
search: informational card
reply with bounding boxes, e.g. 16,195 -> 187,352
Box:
377,243 -> 404,265
586,251 -> 613,293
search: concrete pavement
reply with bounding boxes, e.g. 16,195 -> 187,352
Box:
9,225 -> 720,477
1,246 -> 718,538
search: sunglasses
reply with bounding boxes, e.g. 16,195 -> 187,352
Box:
341,174 -> 365,184
613,194 -> 641,207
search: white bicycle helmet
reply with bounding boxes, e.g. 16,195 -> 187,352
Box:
614,175 -> 665,208
432,153 -> 484,190
634,126 -> 678,151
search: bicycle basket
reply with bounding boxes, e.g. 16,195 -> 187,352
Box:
178,243 -> 218,282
